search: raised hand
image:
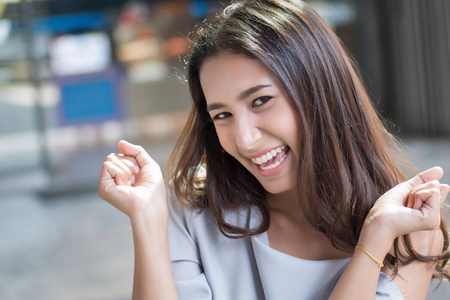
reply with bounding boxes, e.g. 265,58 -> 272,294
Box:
99,140 -> 168,219
365,167 -> 450,241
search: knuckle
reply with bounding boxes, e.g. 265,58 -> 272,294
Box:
415,190 -> 426,197
430,180 -> 440,187
123,159 -> 133,167
431,188 -> 440,196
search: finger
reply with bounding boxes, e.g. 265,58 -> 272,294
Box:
115,154 -> 140,174
406,192 -> 414,208
99,162 -> 115,200
121,156 -> 140,174
412,190 -> 428,210
116,154 -> 139,175
407,181 -> 440,208
405,167 -> 443,190
440,184 -> 450,205
407,190 -> 424,210
106,154 -> 133,184
410,180 -> 441,198
118,140 -> 153,168
100,160 -> 113,181
107,153 -> 134,173
416,188 -> 441,209
104,160 -> 127,186
418,188 -> 441,230
119,157 -> 138,185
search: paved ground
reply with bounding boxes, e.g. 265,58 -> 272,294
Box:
0,137 -> 449,300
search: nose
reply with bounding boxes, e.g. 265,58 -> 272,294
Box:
235,113 -> 262,150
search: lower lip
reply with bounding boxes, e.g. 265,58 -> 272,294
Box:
254,149 -> 290,177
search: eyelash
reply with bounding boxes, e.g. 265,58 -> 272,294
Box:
212,96 -> 273,121
212,112 -> 231,121
252,96 -> 272,107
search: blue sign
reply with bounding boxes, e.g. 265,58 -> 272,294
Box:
56,67 -> 126,126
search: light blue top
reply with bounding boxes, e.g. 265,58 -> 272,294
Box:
168,196 -> 404,300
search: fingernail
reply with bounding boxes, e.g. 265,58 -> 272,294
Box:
131,175 -> 136,185
135,165 -> 140,174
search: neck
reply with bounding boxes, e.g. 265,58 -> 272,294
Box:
266,188 -> 306,223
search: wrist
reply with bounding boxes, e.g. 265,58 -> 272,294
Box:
357,217 -> 395,261
129,208 -> 169,232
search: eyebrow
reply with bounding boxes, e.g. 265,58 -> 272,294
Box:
206,84 -> 272,112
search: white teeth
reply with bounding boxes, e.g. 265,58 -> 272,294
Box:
251,145 -> 287,165
260,152 -> 287,170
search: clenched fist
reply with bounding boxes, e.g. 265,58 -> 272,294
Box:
99,140 -> 168,219
365,167 -> 449,242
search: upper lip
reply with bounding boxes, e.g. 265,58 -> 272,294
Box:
245,145 -> 287,160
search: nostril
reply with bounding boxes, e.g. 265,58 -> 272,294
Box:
236,129 -> 262,149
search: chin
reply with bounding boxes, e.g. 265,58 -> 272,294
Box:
262,182 -> 296,195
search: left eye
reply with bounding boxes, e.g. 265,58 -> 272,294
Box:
252,96 -> 272,107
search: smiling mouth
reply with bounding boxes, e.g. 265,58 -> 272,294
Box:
251,146 -> 290,170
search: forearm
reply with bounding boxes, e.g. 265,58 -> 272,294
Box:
331,167 -> 448,299
130,212 -> 179,300
329,224 -> 393,300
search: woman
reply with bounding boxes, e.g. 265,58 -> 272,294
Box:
99,0 -> 450,299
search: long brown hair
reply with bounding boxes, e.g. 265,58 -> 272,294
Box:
165,0 -> 449,280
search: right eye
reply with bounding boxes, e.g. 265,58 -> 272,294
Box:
212,112 -> 231,121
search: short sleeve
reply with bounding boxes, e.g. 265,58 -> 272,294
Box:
167,196 -> 212,300
375,272 -> 404,299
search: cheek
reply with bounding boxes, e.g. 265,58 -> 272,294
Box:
215,127 -> 235,154
287,120 -> 301,152
271,108 -> 301,153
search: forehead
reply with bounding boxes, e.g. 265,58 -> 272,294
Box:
199,52 -> 279,102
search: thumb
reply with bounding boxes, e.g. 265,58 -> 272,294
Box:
405,166 -> 443,190
118,140 -> 153,168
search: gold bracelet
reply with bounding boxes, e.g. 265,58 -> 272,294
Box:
355,245 -> 384,268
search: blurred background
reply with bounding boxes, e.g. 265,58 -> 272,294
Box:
0,0 -> 449,299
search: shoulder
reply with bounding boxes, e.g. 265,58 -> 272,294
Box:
167,192 -> 211,235
167,192 -> 259,240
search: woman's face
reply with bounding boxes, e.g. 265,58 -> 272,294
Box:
200,52 -> 301,194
